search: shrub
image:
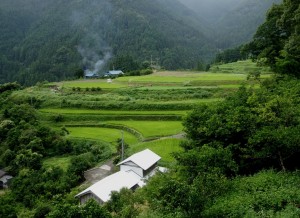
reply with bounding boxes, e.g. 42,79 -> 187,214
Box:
52,114 -> 64,122
141,69 -> 153,75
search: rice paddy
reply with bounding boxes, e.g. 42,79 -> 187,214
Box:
31,60 -> 272,164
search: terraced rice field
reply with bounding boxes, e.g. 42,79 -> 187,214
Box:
33,60 -> 272,164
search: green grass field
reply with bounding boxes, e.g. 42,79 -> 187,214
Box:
210,60 -> 272,75
39,108 -> 188,116
43,156 -> 72,171
58,80 -> 127,89
37,60 -> 273,166
129,138 -> 183,163
106,121 -> 183,138
66,127 -> 139,146
137,98 -> 221,105
116,72 -> 247,84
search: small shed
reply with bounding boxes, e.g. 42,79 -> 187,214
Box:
85,72 -> 99,79
105,70 -> 124,77
0,169 -> 13,189
117,149 -> 161,178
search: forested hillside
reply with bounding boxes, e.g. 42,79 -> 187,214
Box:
246,0 -> 300,77
0,0 -> 216,86
214,0 -> 282,48
179,0 -> 282,49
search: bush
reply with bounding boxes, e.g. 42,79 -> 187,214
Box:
52,114 -> 64,122
141,69 -> 153,75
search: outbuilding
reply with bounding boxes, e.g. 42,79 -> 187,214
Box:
104,70 -> 124,77
117,149 -> 161,179
75,149 -> 165,204
75,171 -> 140,204
0,169 -> 13,189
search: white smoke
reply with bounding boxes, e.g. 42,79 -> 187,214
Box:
70,0 -> 113,76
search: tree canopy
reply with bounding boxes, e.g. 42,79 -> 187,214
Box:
246,0 -> 300,77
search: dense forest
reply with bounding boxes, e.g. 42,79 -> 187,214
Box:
0,0 -> 216,86
0,0 -> 278,86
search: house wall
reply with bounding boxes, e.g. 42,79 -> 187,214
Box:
0,175 -> 13,188
143,163 -> 157,177
120,161 -> 143,178
79,193 -> 103,205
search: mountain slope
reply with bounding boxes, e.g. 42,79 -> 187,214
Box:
0,0 -> 216,85
179,0 -> 282,49
214,0 -> 282,48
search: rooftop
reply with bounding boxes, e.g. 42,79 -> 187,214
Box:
117,149 -> 161,170
0,170 -> 6,178
75,171 -> 140,202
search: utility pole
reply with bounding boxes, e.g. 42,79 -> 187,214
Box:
121,131 -> 124,161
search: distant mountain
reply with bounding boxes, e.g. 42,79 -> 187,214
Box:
178,0 -> 241,24
213,0 -> 282,48
0,0 -> 216,85
179,0 -> 282,49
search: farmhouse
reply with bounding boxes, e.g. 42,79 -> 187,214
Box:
117,149 -> 161,179
0,169 -> 13,189
85,72 -> 99,79
75,171 -> 140,204
105,70 -> 124,77
76,149 -> 163,204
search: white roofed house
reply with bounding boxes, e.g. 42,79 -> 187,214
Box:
84,71 -> 99,79
75,149 -> 164,205
75,171 -> 140,205
0,169 -> 13,189
117,149 -> 161,179
104,70 -> 124,77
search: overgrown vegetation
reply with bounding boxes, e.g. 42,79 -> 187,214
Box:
0,83 -> 112,216
245,0 -> 300,77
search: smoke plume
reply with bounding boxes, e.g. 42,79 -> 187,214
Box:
70,0 -> 113,75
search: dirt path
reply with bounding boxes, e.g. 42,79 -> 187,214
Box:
83,159 -> 115,185
143,132 -> 186,142
160,132 -> 186,140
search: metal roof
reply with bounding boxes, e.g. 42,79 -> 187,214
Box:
75,171 -> 140,202
117,149 -> 161,170
108,70 -> 123,75
0,169 -> 6,178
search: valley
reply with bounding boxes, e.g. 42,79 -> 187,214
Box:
10,60 -> 270,167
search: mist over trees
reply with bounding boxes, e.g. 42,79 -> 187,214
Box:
246,0 -> 300,77
179,0 -> 282,49
0,0 -> 283,86
0,0 -> 217,86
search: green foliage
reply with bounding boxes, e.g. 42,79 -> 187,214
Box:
183,78 -> 300,173
0,82 -> 21,94
215,46 -> 248,64
106,188 -> 140,217
48,199 -> 111,218
3,104 -> 37,124
143,171 -> 230,217
174,145 -> 238,182
203,170 -> 300,217
247,0 -> 300,77
0,192 -> 19,218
